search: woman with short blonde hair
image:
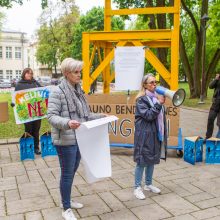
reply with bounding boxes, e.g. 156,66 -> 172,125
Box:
47,57 -> 105,220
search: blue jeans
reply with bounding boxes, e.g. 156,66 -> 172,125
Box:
134,164 -> 154,188
55,145 -> 81,210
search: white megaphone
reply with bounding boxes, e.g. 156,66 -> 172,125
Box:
155,86 -> 186,107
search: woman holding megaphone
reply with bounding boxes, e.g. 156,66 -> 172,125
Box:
133,73 -> 167,200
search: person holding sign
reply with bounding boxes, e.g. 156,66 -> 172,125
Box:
133,73 -> 167,200
47,58 -> 105,220
14,68 -> 42,155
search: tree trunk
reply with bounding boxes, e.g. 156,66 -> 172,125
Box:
200,0 -> 209,100
146,0 -> 156,29
193,38 -> 202,98
156,0 -> 169,88
146,0 -> 169,88
179,32 -> 194,96
206,48 -> 220,85
181,0 -> 201,98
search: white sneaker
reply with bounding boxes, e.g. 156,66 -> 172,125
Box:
60,200 -> 83,209
144,185 -> 161,194
134,187 -> 146,200
62,208 -> 77,220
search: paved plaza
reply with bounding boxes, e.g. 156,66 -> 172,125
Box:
1,107 -> 220,220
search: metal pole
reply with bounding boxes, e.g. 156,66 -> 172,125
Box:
199,14 -> 209,104
199,22 -> 206,103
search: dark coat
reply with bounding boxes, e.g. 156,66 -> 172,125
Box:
133,95 -> 167,165
15,79 -> 41,91
209,79 -> 220,100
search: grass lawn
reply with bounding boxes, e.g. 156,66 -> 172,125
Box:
0,92 -> 50,139
179,82 -> 212,110
0,83 -> 213,139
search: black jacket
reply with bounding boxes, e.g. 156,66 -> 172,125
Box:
133,95 -> 167,165
15,79 -> 41,91
209,79 -> 220,99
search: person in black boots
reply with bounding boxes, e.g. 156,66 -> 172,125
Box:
205,73 -> 220,141
15,68 -> 42,155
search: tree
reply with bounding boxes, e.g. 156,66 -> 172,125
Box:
72,7 -> 125,60
0,0 -> 65,8
113,0 -> 174,88
180,0 -> 220,98
113,0 -> 220,97
36,0 -> 80,75
0,12 -> 5,30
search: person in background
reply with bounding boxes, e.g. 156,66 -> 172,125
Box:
15,68 -> 42,155
216,113 -> 220,138
205,73 -> 220,141
47,58 -> 105,220
133,73 -> 167,200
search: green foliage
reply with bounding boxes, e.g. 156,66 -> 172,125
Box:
36,0 -> 80,72
127,15 -> 148,30
72,7 -> 125,60
114,0 -> 220,95
208,0 -> 220,72
180,0 -> 220,76
0,0 -> 65,8
0,12 -> 5,31
0,0 -> 23,8
36,25 -> 58,69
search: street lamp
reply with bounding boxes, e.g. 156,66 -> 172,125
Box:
199,14 -> 210,104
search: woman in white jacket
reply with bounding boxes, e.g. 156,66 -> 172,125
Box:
47,58 -> 104,220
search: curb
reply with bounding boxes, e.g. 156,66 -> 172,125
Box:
0,138 -> 19,145
180,106 -> 209,113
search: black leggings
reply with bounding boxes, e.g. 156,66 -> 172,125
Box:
24,120 -> 41,150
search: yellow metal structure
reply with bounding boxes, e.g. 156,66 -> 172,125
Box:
82,0 -> 180,93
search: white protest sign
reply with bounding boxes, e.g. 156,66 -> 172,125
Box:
115,46 -> 145,91
75,116 -> 118,183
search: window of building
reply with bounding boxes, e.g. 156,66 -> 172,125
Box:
16,70 -> 22,79
0,70 -> 3,79
6,70 -> 13,79
0,47 -> 2,59
6,47 -> 12,59
15,47 -> 21,59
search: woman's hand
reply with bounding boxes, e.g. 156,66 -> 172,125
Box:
157,95 -> 166,104
68,120 -> 81,129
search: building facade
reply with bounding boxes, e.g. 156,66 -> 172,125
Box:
0,30 -> 29,79
28,41 -> 53,78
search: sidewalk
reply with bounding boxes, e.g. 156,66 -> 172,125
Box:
1,108 -> 220,220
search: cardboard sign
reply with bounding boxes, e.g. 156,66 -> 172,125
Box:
86,94 -> 179,146
0,102 -> 9,123
12,87 -> 51,124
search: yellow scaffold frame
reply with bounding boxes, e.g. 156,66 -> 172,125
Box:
82,0 -> 180,93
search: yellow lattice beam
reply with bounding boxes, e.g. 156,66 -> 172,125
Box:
82,0 -> 180,93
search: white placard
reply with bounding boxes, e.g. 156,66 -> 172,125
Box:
115,46 -> 145,91
75,116 -> 118,183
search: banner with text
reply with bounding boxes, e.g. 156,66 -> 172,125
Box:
12,87 -> 50,124
86,94 -> 179,146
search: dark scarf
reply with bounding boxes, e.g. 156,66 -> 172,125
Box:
60,78 -> 90,118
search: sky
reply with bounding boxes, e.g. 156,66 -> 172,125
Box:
2,0 -> 106,38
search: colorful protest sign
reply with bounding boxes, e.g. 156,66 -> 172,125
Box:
12,87 -> 51,124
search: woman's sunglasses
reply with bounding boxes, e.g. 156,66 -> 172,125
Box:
145,80 -> 157,85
